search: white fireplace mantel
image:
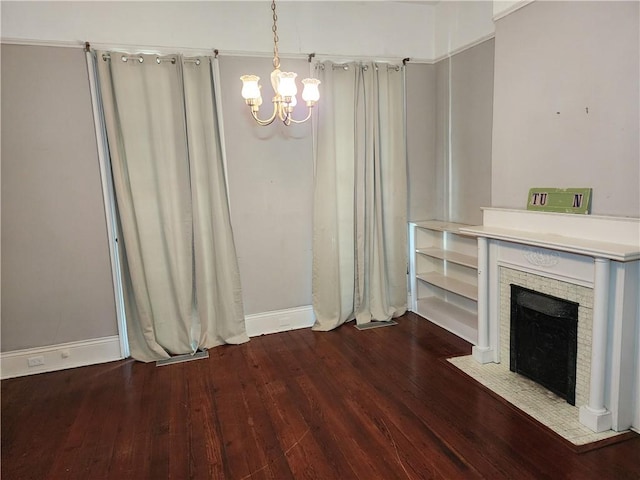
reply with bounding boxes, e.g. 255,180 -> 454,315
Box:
460,208 -> 640,434
462,208 -> 640,261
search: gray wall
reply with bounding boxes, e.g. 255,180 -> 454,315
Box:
0,20 -> 494,352
1,46 -> 438,353
406,63 -> 438,222
492,1 -> 639,216
0,41 -> 493,353
435,39 -> 495,226
218,56 -> 314,315
1,44 -> 118,351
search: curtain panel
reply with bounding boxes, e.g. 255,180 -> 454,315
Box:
312,61 -> 408,331
96,52 -> 248,361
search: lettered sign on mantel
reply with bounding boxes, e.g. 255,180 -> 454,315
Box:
527,188 -> 592,214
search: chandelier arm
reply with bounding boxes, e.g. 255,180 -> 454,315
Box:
286,107 -> 314,124
249,102 -> 280,126
278,104 -> 290,123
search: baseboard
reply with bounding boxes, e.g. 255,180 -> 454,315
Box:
1,336 -> 123,379
1,308 -> 315,379
245,305 -> 315,337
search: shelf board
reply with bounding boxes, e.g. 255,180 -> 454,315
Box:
416,272 -> 478,301
416,248 -> 478,269
413,220 -> 476,236
415,296 -> 477,345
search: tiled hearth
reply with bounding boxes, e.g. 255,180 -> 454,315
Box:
460,208 -> 640,434
448,356 -> 622,446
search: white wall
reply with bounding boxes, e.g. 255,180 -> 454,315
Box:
1,1 -> 435,60
492,1 -> 640,217
434,0 -> 494,59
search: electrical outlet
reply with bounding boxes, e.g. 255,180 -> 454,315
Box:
27,356 -> 45,367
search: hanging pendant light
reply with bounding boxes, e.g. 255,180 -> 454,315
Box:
240,0 -> 320,126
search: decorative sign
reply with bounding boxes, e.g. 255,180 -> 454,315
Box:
527,188 -> 592,214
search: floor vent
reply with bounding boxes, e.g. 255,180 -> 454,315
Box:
156,349 -> 209,367
354,320 -> 398,331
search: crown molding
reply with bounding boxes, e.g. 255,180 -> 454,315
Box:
432,33 -> 495,64
493,1 -> 535,22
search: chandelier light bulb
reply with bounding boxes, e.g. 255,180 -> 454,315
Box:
240,75 -> 261,100
301,78 -> 321,103
277,72 -> 298,98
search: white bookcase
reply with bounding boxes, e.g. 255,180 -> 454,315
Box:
409,220 -> 478,344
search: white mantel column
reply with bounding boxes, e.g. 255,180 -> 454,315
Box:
579,257 -> 613,432
473,237 -> 493,363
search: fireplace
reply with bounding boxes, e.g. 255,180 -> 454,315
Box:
461,208 -> 640,433
510,285 -> 578,405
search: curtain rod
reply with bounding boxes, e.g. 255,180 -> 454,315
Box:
91,44 -> 411,64
86,40 -> 215,57
5,38 -> 420,64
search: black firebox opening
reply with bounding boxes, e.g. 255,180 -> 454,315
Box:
510,285 -> 579,405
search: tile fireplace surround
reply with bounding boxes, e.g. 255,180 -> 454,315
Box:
460,208 -> 640,434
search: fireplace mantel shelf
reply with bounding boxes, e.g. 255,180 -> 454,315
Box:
460,208 -> 640,262
461,225 -> 640,262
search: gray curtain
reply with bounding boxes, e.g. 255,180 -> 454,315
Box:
312,61 -> 408,331
96,52 -> 248,361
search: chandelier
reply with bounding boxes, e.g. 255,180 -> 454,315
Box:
240,0 -> 320,126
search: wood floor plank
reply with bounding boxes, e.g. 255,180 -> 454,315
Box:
2,370 -> 83,480
166,362 -> 192,479
213,344 -> 295,480
244,338 -> 343,480
252,333 -> 362,479
292,328 -> 483,479
185,360 -> 227,479
335,323 -> 565,479
83,363 -> 132,480
337,325 -> 520,478
2,313 -> 640,480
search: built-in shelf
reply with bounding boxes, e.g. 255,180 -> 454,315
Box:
409,220 -> 479,345
416,297 -> 477,345
413,220 -> 473,235
416,248 -> 478,269
416,272 -> 478,301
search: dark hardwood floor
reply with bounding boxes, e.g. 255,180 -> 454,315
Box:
2,312 -> 639,479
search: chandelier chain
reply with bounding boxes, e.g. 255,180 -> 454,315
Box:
271,0 -> 280,70
240,0 -> 319,126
